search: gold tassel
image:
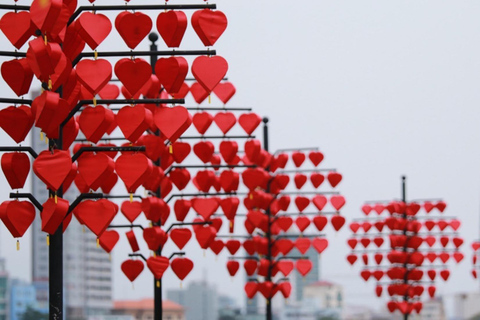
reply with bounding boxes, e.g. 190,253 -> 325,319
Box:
169,144 -> 173,154
16,240 -> 20,251
45,137 -> 49,145
94,50 -> 98,60
130,193 -> 133,203
208,94 -> 211,104
96,238 -> 100,248
93,97 -> 97,107
40,132 -> 44,141
156,280 -> 160,288
82,226 -> 86,233
48,79 -> 52,90
54,194 -> 58,204
43,35 -> 47,45
46,235 -> 50,246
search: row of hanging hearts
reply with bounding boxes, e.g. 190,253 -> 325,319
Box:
361,201 -> 447,216
347,235 -> 464,250
377,285 -> 437,299
347,249 -> 463,266
361,268 -> 451,283
349,218 -> 461,234
121,256 -> 194,283
347,250 -> 464,266
244,281 -> 291,299
386,301 -> 423,315
0,5 -> 227,50
226,258 -> 313,278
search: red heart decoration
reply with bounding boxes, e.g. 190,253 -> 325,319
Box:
190,82 -> 209,104
99,230 -> 119,253
213,82 -> 236,104
78,105 -> 114,143
143,226 -> 168,251
117,105 -> 153,142
226,239 -> 241,255
1,152 -> 30,189
74,199 -> 117,236
276,216 -> 293,232
30,0 -> 69,38
361,205 -> 372,215
121,200 -> 142,223
373,238 -> 384,247
296,259 -> 312,277
291,152 -> 305,167
346,254 -> 357,265
155,57 -> 189,95
226,260 -> 240,277
126,230 -> 140,252
374,253 -> 383,264
115,58 -> 152,98
1,201 -> 35,237
121,259 -> 144,282
116,153 -> 152,193
173,199 -> 191,222
238,113 -> 262,135
154,106 -> 192,143
244,140 -> 261,162
327,172 -> 342,188
276,239 -> 294,256
436,201 -> 447,212
209,239 -> 224,255
244,282 -> 258,299
331,215 -> 346,231
195,226 -> 216,249
453,252 -> 464,263
450,219 -> 461,231
171,257 -> 194,280
170,228 -> 192,250
1,58 -> 34,96
192,56 -> 228,93
308,151 -> 324,166
147,256 -> 170,279
191,9 -> 227,46
169,168 -> 191,191
76,59 -> 112,95
214,112 -> 236,134
0,105 -> 34,143
0,11 -> 35,49
192,112 -> 213,135
244,259 -> 258,276
156,11 -> 187,47
219,171 -> 240,193
171,141 -> 191,164
312,238 -> 328,254
312,195 -> 327,211
33,150 -> 72,191
115,11 -> 152,49
310,173 -> 325,189
191,197 -> 219,220
219,197 -> 239,220
293,174 -> 307,189
361,270 -> 371,281
193,141 -> 215,163
295,216 -> 311,232
440,269 -> 450,281
295,238 -> 311,254
330,196 -> 346,211
219,141 -> 238,163
41,197 -> 69,235
77,152 -> 115,190
312,216 -> 327,231
77,12 -> 112,49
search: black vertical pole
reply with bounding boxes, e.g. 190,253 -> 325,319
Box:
149,32 -> 163,320
401,175 -> 408,320
263,118 -> 273,320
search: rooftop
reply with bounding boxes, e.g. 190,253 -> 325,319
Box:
114,299 -> 183,311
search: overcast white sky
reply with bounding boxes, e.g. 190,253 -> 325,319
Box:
1,0 -> 480,315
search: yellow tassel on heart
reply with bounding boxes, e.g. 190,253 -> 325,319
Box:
156,280 -> 160,288
46,235 -> 50,246
40,132 -> 44,141
16,240 -> 20,251
54,194 -> 58,204
82,226 -> 86,233
45,137 -> 48,145
169,144 -> 173,154
94,50 -> 98,60
153,252 -> 156,257
130,193 -> 133,203
96,238 -> 100,248
93,97 -> 97,107
43,34 -> 47,45
208,95 -> 211,104
229,221 -> 233,228
266,300 -> 270,305
48,79 -> 52,90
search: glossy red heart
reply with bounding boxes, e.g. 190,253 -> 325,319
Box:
191,9 -> 227,46
295,238 -> 311,255
155,57 -> 188,95
170,141 -> 191,164
209,239 -> 224,255
77,12 -> 112,49
173,199 -> 191,222
154,106 -> 192,143
219,170 -> 240,193
142,197 -> 170,224
0,105 -> 34,143
0,11 -> 35,49
77,152 -> 114,190
1,152 -> 30,189
192,56 -> 228,93
41,197 -> 69,235
116,105 -> 153,142
312,216 -> 327,231
115,58 -> 151,98
291,152 -> 305,167
190,82 -> 209,104
157,11 -> 187,47
213,82 -> 236,104
169,168 -> 191,191
1,201 -> 35,237
1,58 -> 34,96
120,201 -> 142,223
310,173 -> 325,189
115,11 -> 152,49
76,59 -> 112,95
147,256 -> 170,279
191,197 -> 219,220
238,113 -> 262,135
171,257 -> 193,280
33,150 -> 72,191
74,199 -> 117,236
99,230 -> 119,253
296,259 -> 312,277
170,228 -> 192,250
295,216 -> 311,232
121,259 -> 144,282
312,195 -> 327,211
308,151 -> 324,166
241,168 -> 269,191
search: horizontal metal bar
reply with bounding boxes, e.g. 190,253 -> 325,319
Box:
68,193 -> 104,213
69,4 -> 217,25
165,192 -> 248,204
0,147 -> 38,158
278,191 -> 340,195
169,252 -> 186,260
128,253 -> 147,262
0,98 -> 33,105
78,98 -> 184,106
276,169 -> 337,174
0,51 -> 26,58
166,221 -> 211,233
0,5 -> 30,11
276,211 -> 338,216
275,234 -> 326,239
103,195 -> 143,200
186,107 -> 252,111
72,146 -> 145,162
274,147 -> 319,156
109,224 -> 144,230
165,164 -> 256,175
179,135 -> 255,140
215,235 -> 253,239
9,193 -> 43,211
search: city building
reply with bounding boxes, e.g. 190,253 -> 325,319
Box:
9,280 -> 38,320
0,259 -> 8,320
112,299 -> 185,320
167,281 -> 218,320
303,280 -> 343,310
420,298 -> 446,320
289,246 -> 321,302
31,126 -> 113,319
452,292 -> 480,320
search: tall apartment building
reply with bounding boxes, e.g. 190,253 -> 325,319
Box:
167,281 -> 218,320
32,127 -> 112,319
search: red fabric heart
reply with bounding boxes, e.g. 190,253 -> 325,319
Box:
190,82 -> 209,104
225,239 -> 241,255
295,196 -> 310,212
291,152 -> 305,167
312,238 -> 328,254
115,11 -> 152,49
244,282 -> 258,299
191,9 -> 227,46
243,259 -> 258,276
195,226 -> 216,249
100,171 -> 118,194
191,197 -> 219,220
209,239 -> 224,255
1,201 -> 35,237
121,259 -> 144,282
295,216 -> 311,232
98,83 -> 120,100
169,168 -> 191,191
214,112 -> 236,134
41,197 -> 69,235
115,58 -> 152,98
99,230 -> 119,253
0,105 -> 34,143
33,150 -> 72,191
74,199 -> 117,236
295,238 -> 311,255
219,197 -> 239,220
193,141 -> 215,163
219,170 -> 240,193
331,215 -> 346,231
170,228 -> 192,250
238,113 -> 262,135
33,91 -> 70,139
147,256 -> 170,279
121,200 -> 142,223
116,105 -> 153,142
312,195 -> 327,211
142,197 -> 170,223
143,226 -> 168,251
78,105 -> 115,143
1,152 -> 30,189
154,106 -> 192,143
155,57 -> 189,95
173,199 -> 191,222
308,151 -> 324,166
76,59 -> 112,95
296,260 -> 312,277
30,0 -> 69,38
330,196 -> 346,211
226,260 -> 240,277
192,56 -> 228,93
241,168 -> 269,191
157,11 -> 187,48
116,153 -> 152,193
77,12 -> 112,49
125,230 -> 140,252
0,11 -> 35,49
310,173 -> 325,189
312,216 -> 328,231
171,257 -> 194,280
213,82 -> 236,104
327,172 -> 342,188
171,141 -> 191,163
77,152 -> 115,190
192,111 -> 213,135
1,58 -> 34,96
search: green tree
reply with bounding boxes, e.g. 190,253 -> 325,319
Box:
21,306 -> 48,320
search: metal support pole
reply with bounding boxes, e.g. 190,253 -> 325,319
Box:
401,175 -> 408,320
263,118 -> 273,320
